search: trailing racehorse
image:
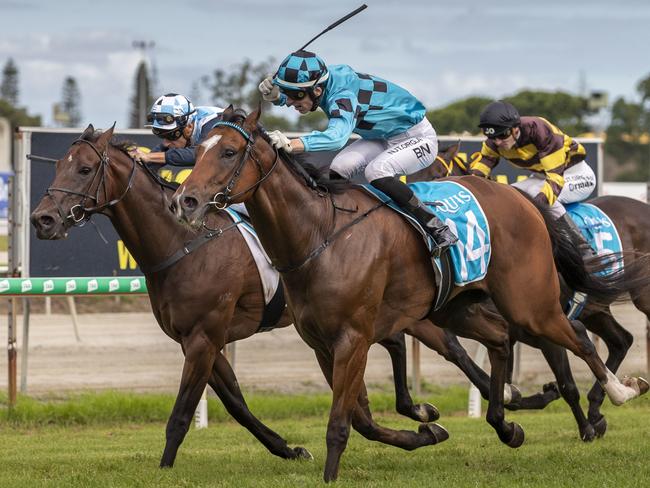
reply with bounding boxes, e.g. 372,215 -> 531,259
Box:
421,144 -> 650,435
171,107 -> 649,482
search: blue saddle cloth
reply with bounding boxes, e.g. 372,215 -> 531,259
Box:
565,202 -> 623,274
363,180 -> 491,286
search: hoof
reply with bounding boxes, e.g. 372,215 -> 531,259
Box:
580,424 -> 596,442
542,382 -> 561,400
415,402 -> 440,423
592,416 -> 607,438
505,423 -> 525,448
504,384 -> 522,405
292,446 -> 313,460
418,422 -> 449,445
622,376 -> 648,397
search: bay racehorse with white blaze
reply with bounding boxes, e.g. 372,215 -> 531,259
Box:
170,107 -> 649,482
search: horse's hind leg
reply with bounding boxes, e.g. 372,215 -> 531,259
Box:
584,310 -> 635,436
379,331 -> 440,423
160,332 -> 217,468
432,296 -> 524,447
207,350 -> 312,460
406,322 -> 493,401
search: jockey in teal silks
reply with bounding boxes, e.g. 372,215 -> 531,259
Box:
258,50 -> 457,256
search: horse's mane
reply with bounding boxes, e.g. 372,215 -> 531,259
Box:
219,109 -> 353,195
81,129 -> 180,190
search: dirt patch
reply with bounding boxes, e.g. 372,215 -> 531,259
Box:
1,303 -> 647,398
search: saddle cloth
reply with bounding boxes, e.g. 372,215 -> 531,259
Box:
224,208 -> 280,304
565,202 -> 623,274
363,180 -> 492,287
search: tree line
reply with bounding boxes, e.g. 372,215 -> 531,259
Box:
1,57 -> 648,181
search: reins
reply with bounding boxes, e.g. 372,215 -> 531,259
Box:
207,119 -> 387,273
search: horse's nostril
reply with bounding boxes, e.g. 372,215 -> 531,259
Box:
183,196 -> 198,210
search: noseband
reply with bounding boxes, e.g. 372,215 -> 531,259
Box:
207,121 -> 279,209
45,138 -> 137,226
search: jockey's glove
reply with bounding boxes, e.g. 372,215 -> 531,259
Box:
268,130 -> 292,153
259,77 -> 280,102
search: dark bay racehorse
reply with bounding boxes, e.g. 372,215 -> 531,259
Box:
422,144 -> 650,435
29,125 -> 313,467
421,144 -> 650,434
171,107 -> 649,482
28,124 -> 507,467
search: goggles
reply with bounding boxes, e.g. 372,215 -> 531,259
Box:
147,112 -> 178,125
152,126 -> 183,141
280,87 -> 308,100
484,127 -> 513,141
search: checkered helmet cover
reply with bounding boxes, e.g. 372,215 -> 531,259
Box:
274,50 -> 329,90
148,93 -> 195,130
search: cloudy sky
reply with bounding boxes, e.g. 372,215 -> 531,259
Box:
2,0 -> 649,128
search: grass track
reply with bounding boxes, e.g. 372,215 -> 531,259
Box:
1,389 -> 649,487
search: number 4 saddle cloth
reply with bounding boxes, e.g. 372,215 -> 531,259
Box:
363,180 -> 492,311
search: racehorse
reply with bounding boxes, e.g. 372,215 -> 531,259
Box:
419,143 -> 650,434
28,124 -> 516,467
170,107 -> 649,482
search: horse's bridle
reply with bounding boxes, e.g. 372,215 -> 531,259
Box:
45,138 -> 137,226
206,121 -> 280,210
435,155 -> 468,177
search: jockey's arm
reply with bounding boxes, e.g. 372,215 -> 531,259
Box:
470,141 -> 499,177
299,93 -> 357,152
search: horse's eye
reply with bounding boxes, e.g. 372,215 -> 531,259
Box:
223,149 -> 236,158
79,167 -> 92,175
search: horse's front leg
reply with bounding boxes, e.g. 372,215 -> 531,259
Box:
322,330 -> 369,482
378,330 -> 440,423
160,330 -> 217,468
486,346 -> 525,447
208,349 -> 312,460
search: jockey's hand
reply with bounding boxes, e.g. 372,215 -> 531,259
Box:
268,130 -> 292,153
259,77 -> 280,102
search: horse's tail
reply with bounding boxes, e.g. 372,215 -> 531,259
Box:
518,190 -> 650,304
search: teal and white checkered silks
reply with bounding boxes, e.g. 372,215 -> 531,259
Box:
149,94 -> 195,130
274,50 -> 329,89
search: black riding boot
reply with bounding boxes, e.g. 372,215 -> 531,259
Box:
371,176 -> 458,257
557,213 -> 595,319
557,213 -> 597,261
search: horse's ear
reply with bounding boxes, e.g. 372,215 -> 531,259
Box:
80,124 -> 94,140
243,103 -> 262,132
222,105 -> 235,118
96,122 -> 116,150
442,142 -> 460,160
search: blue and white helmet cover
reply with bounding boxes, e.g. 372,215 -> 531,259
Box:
148,93 -> 195,130
274,50 -> 329,90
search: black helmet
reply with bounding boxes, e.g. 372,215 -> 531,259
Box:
478,101 -> 520,137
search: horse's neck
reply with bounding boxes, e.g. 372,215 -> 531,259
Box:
246,157 -> 332,269
105,160 -> 192,271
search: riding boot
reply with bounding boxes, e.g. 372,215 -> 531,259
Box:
371,176 -> 458,257
556,213 -> 595,319
556,213 -> 597,261
405,195 -> 459,257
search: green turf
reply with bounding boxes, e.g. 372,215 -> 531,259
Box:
1,389 -> 648,486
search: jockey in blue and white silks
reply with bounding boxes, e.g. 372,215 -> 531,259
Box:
131,93 -> 224,167
128,93 -> 251,216
258,50 -> 457,256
